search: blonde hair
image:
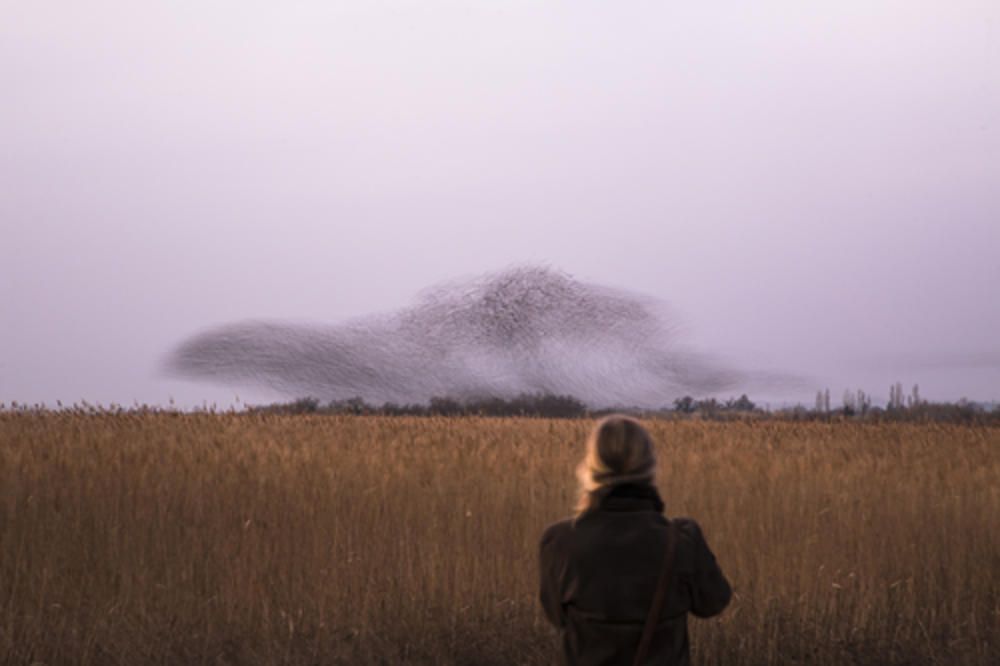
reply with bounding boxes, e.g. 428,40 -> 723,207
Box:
575,415 -> 657,516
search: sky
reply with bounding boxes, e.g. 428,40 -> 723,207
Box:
2,1 -> 998,409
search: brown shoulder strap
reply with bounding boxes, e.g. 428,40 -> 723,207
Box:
633,521 -> 678,666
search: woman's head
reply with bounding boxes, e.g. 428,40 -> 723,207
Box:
575,415 -> 656,515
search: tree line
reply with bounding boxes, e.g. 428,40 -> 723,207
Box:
251,385 -> 999,424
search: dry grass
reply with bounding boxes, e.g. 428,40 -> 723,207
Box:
1,412 -> 998,665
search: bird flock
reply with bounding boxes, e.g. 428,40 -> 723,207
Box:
166,266 -> 738,408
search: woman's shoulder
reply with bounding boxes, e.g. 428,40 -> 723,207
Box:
540,517 -> 574,548
670,517 -> 712,553
670,516 -> 705,538
669,517 -> 727,575
539,517 -> 582,565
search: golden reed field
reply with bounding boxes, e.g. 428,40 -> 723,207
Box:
1,412 -> 998,665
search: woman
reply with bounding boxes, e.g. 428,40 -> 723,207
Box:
539,415 -> 731,665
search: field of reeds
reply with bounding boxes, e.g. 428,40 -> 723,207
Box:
1,411 -> 998,665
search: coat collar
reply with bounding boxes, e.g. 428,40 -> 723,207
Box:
596,483 -> 665,513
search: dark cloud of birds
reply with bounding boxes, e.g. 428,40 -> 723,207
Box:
166,266 -> 749,408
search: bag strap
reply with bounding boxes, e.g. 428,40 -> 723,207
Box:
633,521 -> 679,666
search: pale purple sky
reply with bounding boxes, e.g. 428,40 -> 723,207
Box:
2,1 -> 998,408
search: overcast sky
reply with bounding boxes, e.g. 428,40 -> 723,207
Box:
2,1 -> 998,409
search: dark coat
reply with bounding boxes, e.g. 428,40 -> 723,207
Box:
539,484 -> 731,666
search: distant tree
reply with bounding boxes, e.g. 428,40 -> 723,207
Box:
729,394 -> 756,412
290,397 -> 320,413
673,396 -> 696,414
429,397 -> 463,416
696,398 -> 720,417
889,382 -> 905,410
523,393 -> 586,418
842,389 -> 856,416
856,389 -> 871,416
